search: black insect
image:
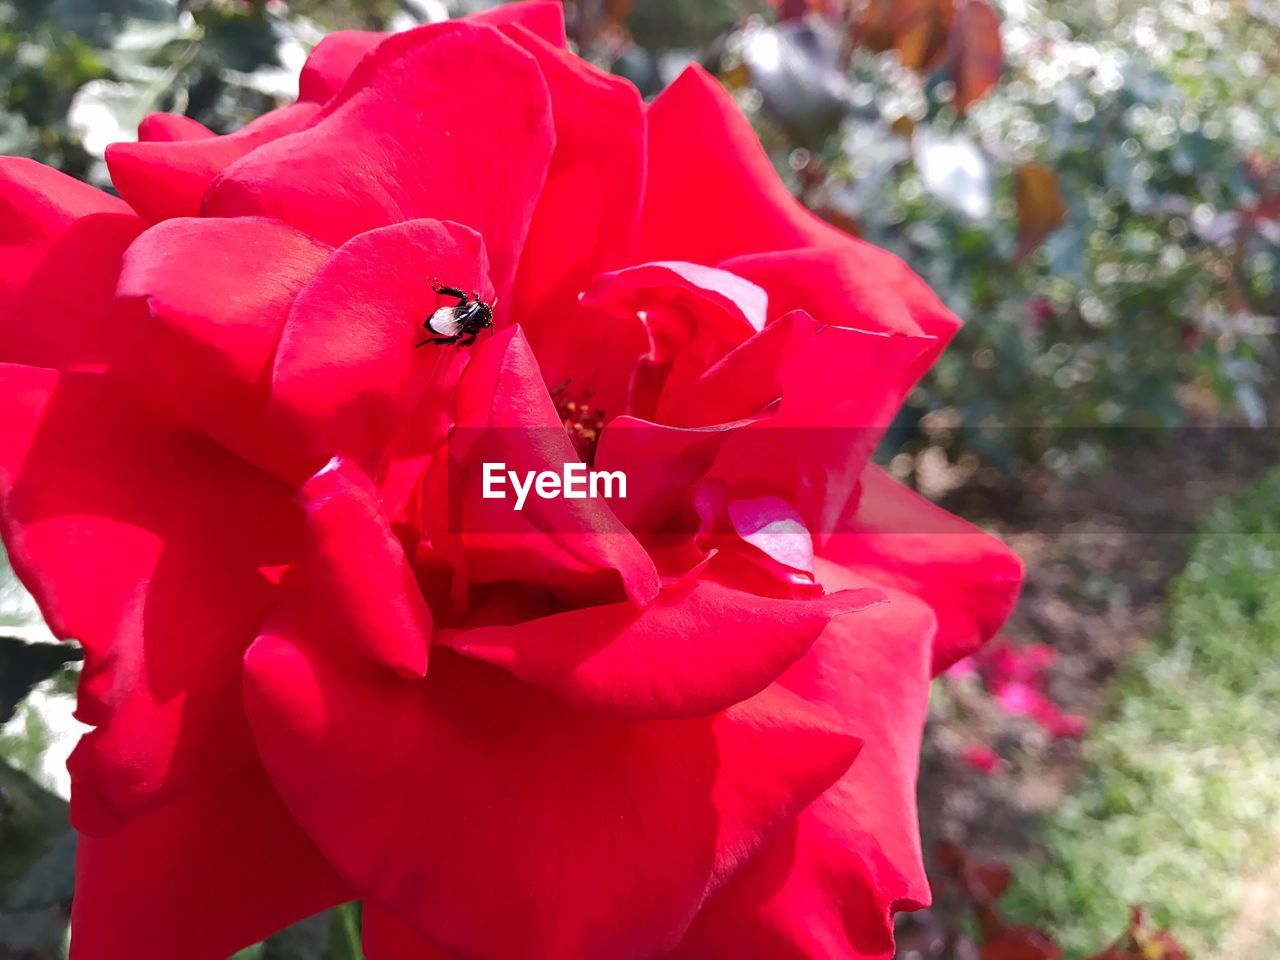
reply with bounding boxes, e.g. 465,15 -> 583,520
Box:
417,280 -> 494,347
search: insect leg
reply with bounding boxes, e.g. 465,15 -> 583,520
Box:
430,279 -> 469,302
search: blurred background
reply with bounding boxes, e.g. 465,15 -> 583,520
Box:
1,1 -> 1277,957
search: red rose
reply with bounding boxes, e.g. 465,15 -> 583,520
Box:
0,3 -> 1022,957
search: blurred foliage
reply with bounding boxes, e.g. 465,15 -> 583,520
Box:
1001,469 -> 1280,957
900,843 -> 1188,959
286,0 -> 402,30
0,637 -> 80,727
0,0 -> 325,184
0,762 -> 73,960
624,0 -> 766,52
721,0 -> 1280,475
0,546 -> 73,960
231,902 -> 366,960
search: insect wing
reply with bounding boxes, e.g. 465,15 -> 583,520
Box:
427,306 -> 462,337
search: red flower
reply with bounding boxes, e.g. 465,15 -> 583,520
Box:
962,640 -> 1086,740
1086,907 -> 1188,960
962,742 -> 1005,774
0,3 -> 1022,957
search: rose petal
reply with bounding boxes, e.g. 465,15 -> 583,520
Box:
363,906 -> 457,960
635,67 -> 960,358
424,327 -> 660,606
106,102 -> 320,223
728,496 -> 815,575
0,158 -> 142,369
116,215 -> 333,480
137,112 -> 216,142
531,262 -> 774,427
244,622 -> 861,960
0,365 -> 301,833
671,572 -> 937,960
577,261 -> 770,421
297,30 -> 386,104
71,763 -> 350,960
441,578 -> 883,720
593,414 -> 763,535
663,309 -> 816,427
585,261 -> 768,341
823,464 -> 1024,674
634,66 -> 835,264
600,318 -> 931,541
268,217 -> 491,476
716,326 -> 937,536
469,0 -> 568,48
722,244 -> 962,343
205,22 -> 555,303
295,2 -> 568,107
686,483 -> 824,601
503,25 -> 643,325
528,301 -> 651,420
299,458 -> 432,677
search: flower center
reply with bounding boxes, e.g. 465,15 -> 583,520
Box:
552,383 -> 606,466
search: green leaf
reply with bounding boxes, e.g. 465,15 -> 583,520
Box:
325,902 -> 363,960
0,638 -> 81,727
258,914 -> 327,959
2,830 -> 76,913
1,544 -> 42,632
253,903 -> 364,960
0,759 -> 71,903
47,0 -> 178,44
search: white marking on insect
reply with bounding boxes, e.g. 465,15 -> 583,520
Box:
427,307 -> 463,338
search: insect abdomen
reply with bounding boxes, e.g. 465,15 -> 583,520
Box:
427,307 -> 462,337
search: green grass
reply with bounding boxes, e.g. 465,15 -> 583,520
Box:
1002,470 -> 1280,957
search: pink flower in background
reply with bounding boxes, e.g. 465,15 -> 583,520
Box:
956,640 -> 1086,740
0,3 -> 1022,957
